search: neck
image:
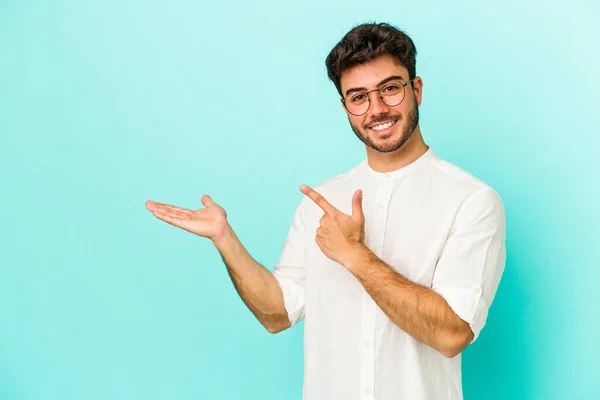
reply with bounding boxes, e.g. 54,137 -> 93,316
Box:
365,126 -> 429,173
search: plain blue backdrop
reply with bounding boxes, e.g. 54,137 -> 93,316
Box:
1,0 -> 598,399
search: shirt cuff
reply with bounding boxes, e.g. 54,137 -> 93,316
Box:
434,285 -> 489,342
273,274 -> 306,326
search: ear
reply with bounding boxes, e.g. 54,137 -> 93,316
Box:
412,76 -> 423,107
340,97 -> 349,114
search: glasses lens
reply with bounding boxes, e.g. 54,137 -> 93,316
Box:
345,92 -> 369,115
381,83 -> 405,107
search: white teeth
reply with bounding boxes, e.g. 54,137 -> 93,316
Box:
371,121 -> 394,131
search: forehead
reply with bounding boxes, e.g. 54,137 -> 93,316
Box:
340,54 -> 408,93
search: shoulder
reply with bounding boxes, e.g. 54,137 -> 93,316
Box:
427,156 -> 505,232
314,162 -> 363,191
428,153 -> 504,207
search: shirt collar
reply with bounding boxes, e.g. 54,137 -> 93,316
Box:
363,147 -> 435,179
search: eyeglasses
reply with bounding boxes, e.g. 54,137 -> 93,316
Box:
341,78 -> 414,116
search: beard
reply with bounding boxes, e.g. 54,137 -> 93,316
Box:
350,104 -> 419,153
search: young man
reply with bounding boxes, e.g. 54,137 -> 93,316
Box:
146,22 -> 506,400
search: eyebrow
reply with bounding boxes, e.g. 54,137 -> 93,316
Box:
344,75 -> 406,97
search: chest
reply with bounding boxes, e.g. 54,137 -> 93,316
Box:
304,181 -> 459,288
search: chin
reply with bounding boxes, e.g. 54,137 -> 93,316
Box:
368,130 -> 412,153
373,141 -> 407,153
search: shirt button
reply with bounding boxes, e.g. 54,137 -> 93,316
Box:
364,388 -> 372,394
377,202 -> 385,210
363,341 -> 371,348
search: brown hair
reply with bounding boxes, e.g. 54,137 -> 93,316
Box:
325,22 -> 417,96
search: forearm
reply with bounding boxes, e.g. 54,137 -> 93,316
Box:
212,224 -> 290,333
346,244 -> 473,357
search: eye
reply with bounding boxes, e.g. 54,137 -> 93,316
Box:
350,93 -> 367,103
382,84 -> 400,93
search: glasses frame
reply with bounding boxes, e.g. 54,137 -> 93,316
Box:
341,78 -> 415,116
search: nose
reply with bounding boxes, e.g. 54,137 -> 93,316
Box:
367,91 -> 390,116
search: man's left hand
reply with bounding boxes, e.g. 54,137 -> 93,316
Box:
300,185 -> 365,267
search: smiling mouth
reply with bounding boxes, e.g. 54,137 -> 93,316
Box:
368,119 -> 398,136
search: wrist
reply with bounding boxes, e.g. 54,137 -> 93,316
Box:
211,222 -> 235,249
342,242 -> 371,272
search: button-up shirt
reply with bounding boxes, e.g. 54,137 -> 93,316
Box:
273,148 -> 506,400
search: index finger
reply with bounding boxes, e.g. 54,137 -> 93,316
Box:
299,185 -> 337,215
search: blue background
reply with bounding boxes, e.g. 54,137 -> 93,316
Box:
1,1 -> 598,399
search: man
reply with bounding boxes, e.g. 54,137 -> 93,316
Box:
146,22 -> 506,400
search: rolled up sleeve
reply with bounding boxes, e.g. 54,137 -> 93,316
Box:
431,187 -> 506,342
272,200 -> 307,327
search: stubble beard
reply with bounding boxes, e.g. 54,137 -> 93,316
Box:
350,105 -> 419,154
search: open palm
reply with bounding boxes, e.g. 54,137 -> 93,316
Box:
145,194 -> 228,240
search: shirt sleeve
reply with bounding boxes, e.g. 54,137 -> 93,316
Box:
272,200 -> 307,327
431,186 -> 507,342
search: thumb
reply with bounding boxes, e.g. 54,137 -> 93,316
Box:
352,189 -> 364,222
201,194 -> 215,208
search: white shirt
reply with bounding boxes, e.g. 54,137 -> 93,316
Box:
273,148 -> 506,400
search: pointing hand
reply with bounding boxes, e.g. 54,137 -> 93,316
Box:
300,185 -> 365,266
